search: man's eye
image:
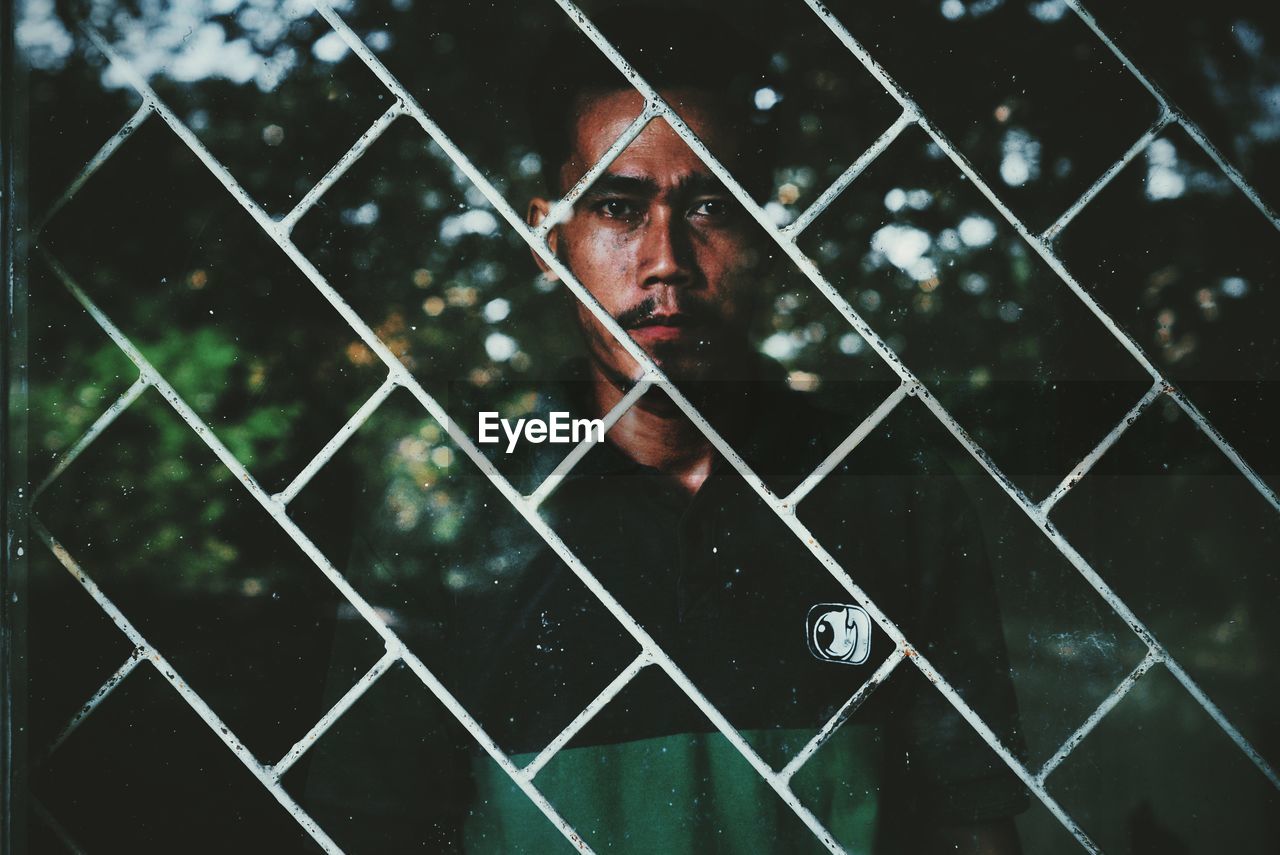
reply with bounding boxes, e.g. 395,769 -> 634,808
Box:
691,198 -> 734,220
598,199 -> 638,219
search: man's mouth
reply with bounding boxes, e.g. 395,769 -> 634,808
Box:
628,313 -> 702,343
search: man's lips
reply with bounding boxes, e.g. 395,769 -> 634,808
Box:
627,315 -> 702,342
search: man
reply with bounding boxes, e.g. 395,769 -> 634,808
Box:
305,8 -> 1028,853
471,8 -> 1026,853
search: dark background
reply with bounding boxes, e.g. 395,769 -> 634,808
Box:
11,0 -> 1280,851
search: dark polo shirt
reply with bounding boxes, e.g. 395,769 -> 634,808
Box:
300,368 -> 1028,853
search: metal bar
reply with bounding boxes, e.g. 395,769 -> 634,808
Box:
779,646 -> 906,783
536,105 -> 658,238
1164,654 -> 1280,789
30,797 -> 86,855
1037,649 -> 1161,784
1064,0 -> 1280,232
395,645 -> 600,853
784,382 -> 912,509
521,652 -> 651,781
33,102 -> 153,239
783,108 -> 916,238
1041,108 -> 1174,243
1038,380 -> 1163,515
45,648 -> 145,756
3,8 -> 33,843
30,519 -> 344,853
367,335 -> 852,851
275,373 -> 398,506
1167,388 -> 1280,519
34,373 -> 149,498
800,3 -> 1165,378
749,449 -> 1102,847
1178,115 -> 1280,230
277,101 -> 404,236
272,646 -> 400,780
526,378 -> 652,508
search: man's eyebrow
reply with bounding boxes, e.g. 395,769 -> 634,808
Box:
673,173 -> 731,197
580,174 -> 660,198
579,172 -> 730,200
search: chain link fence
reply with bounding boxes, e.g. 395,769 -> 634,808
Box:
7,0 -> 1279,851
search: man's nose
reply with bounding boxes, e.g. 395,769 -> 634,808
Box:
638,207 -> 695,288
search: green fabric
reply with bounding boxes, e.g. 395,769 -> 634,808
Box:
464,726 -> 881,854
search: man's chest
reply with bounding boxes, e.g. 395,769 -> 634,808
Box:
530,470 -> 906,753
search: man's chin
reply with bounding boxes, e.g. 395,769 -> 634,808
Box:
585,329 -> 752,387
645,340 -> 732,385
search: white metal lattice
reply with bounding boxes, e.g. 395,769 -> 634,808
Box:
24,0 -> 1280,852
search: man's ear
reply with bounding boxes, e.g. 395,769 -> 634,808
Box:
526,198 -> 561,282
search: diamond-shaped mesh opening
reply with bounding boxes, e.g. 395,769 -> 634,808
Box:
542,124 -> 901,494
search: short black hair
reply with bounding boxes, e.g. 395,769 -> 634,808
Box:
528,3 -> 777,198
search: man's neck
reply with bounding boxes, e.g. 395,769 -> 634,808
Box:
590,367 -> 716,495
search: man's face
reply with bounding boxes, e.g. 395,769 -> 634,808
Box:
531,87 -> 765,388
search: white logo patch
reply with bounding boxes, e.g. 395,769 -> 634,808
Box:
806,603 -> 872,665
